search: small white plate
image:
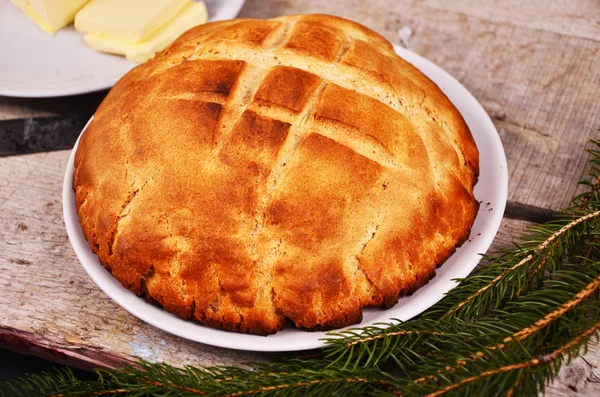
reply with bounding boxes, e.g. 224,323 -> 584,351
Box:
0,0 -> 245,98
63,46 -> 508,352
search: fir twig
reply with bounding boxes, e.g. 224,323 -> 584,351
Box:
421,320 -> 600,397
443,209 -> 600,319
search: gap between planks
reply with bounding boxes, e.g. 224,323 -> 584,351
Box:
504,201 -> 560,224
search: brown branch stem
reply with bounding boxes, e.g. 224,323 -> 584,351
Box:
216,377 -> 376,397
344,330 -> 445,348
419,319 -> 600,397
523,173 -> 600,289
576,174 -> 600,211
52,390 -> 135,397
413,274 -> 600,386
444,209 -> 600,318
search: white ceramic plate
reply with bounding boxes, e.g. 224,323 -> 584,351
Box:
0,0 -> 245,98
63,46 -> 508,352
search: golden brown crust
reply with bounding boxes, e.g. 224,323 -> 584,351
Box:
73,14 -> 479,335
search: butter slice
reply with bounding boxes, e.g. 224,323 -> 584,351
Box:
10,0 -> 91,35
83,1 -> 207,63
75,0 -> 190,43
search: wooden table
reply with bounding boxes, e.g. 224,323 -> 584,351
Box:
1,1 -> 599,395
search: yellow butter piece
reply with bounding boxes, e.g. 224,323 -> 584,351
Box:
83,1 -> 207,63
10,0 -> 90,35
75,0 -> 191,43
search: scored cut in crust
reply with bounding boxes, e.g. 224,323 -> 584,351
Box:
73,14 -> 480,335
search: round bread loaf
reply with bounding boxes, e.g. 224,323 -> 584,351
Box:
73,14 -> 479,335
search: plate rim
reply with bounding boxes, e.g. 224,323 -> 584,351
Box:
0,0 -> 246,98
62,46 -> 508,352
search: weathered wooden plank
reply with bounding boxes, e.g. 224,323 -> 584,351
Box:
407,0 -> 600,42
546,339 -> 600,397
489,217 -> 530,253
0,153 -> 48,205
240,0 -> 600,42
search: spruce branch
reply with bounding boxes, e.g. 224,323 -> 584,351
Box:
398,267 -> 600,390
442,209 -> 600,320
419,319 -> 600,397
323,260 -> 600,371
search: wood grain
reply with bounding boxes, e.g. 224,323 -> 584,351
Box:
546,339 -> 600,397
239,0 -> 600,40
398,0 -> 600,42
1,0 -> 599,395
